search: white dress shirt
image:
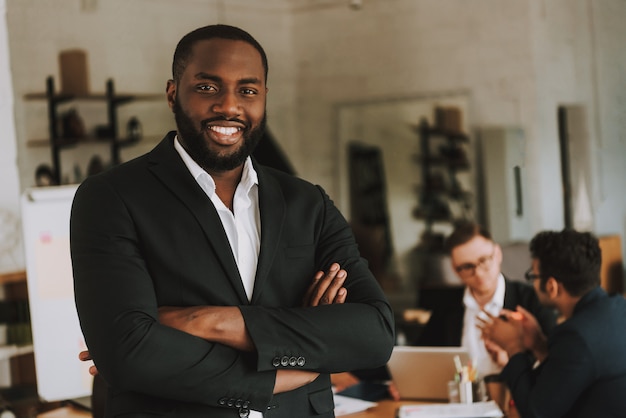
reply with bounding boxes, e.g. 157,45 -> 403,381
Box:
175,137 -> 263,416
461,273 -> 506,378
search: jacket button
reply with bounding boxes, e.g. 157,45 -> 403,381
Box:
242,401 -> 250,409
280,356 -> 289,366
239,408 -> 250,418
289,356 -> 297,366
235,399 -> 243,408
272,357 -> 281,367
218,397 -> 227,405
297,356 -> 306,366
227,398 -> 235,407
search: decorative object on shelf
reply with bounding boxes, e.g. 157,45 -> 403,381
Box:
59,49 -> 89,96
35,164 -> 57,187
60,108 -> 86,139
434,105 -> 463,133
126,116 -> 142,143
87,155 -> 106,177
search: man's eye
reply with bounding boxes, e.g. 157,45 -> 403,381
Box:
240,88 -> 257,95
457,264 -> 475,272
197,85 -> 217,92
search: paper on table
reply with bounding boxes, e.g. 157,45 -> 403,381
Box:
333,394 -> 377,416
398,400 -> 503,418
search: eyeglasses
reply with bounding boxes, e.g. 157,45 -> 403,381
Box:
454,247 -> 496,279
524,268 -> 542,281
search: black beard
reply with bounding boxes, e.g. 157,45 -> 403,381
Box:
173,99 -> 265,172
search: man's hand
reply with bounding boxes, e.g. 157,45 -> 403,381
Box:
515,305 -> 549,362
330,372 -> 360,392
273,263 -> 349,394
477,310 -> 525,357
78,350 -> 98,376
483,338 -> 509,367
301,263 -> 347,307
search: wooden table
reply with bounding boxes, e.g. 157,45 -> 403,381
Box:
36,401 -> 409,418
37,406 -> 91,418
37,400 -> 456,418
346,400 -> 423,417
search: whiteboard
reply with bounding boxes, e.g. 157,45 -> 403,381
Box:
20,185 -> 92,401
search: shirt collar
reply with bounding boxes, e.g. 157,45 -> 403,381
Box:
463,273 -> 506,313
173,135 -> 258,196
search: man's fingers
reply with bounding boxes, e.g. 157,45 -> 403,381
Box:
333,287 -> 347,304
89,365 -> 99,376
78,350 -> 92,361
301,271 -> 324,307
318,270 -> 346,305
302,263 -> 349,307
309,264 -> 345,307
481,309 -> 497,319
516,305 -> 532,318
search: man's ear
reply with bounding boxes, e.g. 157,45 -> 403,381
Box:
166,80 -> 176,112
545,277 -> 560,299
494,243 -> 503,265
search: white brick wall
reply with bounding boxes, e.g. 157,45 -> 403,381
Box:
0,0 -> 24,274
3,0 -> 626,274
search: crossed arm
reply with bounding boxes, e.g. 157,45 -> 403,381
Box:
80,263 -> 349,394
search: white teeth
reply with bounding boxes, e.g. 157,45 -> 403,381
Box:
209,126 -> 240,135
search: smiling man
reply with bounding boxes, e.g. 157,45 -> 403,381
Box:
71,25 -> 394,418
417,221 -> 556,379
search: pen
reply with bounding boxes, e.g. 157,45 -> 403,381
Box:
453,355 -> 463,374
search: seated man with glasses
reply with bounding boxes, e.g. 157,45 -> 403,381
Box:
417,221 -> 557,379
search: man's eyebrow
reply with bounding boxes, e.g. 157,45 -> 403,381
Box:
193,72 -> 262,85
193,72 -> 221,82
239,77 -> 263,85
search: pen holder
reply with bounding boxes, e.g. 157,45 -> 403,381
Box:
459,381 -> 473,404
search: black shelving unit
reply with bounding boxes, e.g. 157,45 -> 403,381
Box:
412,118 -> 472,237
25,77 -> 161,184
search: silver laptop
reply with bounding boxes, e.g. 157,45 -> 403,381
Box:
387,346 -> 470,401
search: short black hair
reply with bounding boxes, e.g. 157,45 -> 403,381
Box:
172,24 -> 268,83
529,229 -> 601,296
444,221 -> 493,253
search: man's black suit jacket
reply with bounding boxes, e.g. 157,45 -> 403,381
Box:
417,279 -> 556,348
71,132 -> 395,417
502,287 -> 626,417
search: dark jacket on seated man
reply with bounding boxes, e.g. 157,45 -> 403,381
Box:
501,286 -> 626,417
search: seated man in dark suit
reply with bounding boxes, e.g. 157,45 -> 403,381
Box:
418,222 -> 556,379
479,229 -> 626,417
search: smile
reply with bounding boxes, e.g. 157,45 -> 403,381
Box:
208,126 -> 242,135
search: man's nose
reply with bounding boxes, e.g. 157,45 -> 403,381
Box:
212,91 -> 241,118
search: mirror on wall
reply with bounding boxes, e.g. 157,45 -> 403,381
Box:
334,92 -> 472,292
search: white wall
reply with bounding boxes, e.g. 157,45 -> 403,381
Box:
0,0 -> 23,274
7,0 -> 297,190
290,0 -> 626,280
3,0 -> 625,280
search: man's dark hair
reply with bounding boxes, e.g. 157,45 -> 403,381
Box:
444,221 -> 493,253
172,24 -> 269,83
529,229 -> 601,296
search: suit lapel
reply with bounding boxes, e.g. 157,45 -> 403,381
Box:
147,133 -> 249,304
251,164 -> 286,304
